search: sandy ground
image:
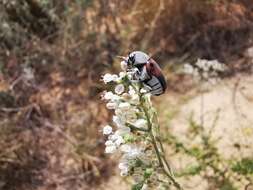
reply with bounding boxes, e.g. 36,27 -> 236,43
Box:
168,74 -> 253,189
98,74 -> 253,190
171,75 -> 253,158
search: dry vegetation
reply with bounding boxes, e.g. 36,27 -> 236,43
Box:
0,0 -> 253,189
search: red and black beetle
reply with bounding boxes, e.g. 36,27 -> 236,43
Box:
124,51 -> 167,96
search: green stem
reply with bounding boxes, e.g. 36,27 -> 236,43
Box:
140,97 -> 182,190
157,137 -> 175,177
130,82 -> 182,189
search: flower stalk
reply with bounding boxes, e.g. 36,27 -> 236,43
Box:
101,68 -> 182,189
139,95 -> 182,190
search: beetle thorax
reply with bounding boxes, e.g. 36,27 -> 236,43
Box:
127,51 -> 150,66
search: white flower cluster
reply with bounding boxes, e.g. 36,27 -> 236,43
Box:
183,59 -> 226,84
101,72 -> 150,177
101,62 -> 181,189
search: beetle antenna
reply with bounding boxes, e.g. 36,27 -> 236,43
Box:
116,55 -> 127,61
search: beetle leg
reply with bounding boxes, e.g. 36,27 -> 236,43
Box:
149,87 -> 163,95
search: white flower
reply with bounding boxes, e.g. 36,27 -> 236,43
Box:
113,115 -> 125,128
118,162 -> 128,170
114,135 -> 125,146
120,169 -> 128,176
106,102 -> 118,109
119,72 -> 127,78
124,146 -> 142,159
115,127 -> 131,136
120,144 -> 132,153
134,119 -> 147,128
128,86 -> 136,96
103,91 -> 120,101
195,59 -> 225,73
130,94 -> 140,105
196,59 -> 208,71
105,140 -> 114,146
119,162 -> 129,176
183,63 -> 194,74
120,61 -> 128,71
102,73 -> 118,83
118,102 -> 131,110
103,91 -> 114,100
115,84 -> 125,95
103,125 -> 113,135
109,134 -> 121,141
105,145 -> 117,154
126,68 -> 139,80
211,60 -> 225,71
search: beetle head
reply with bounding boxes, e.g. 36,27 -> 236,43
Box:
127,51 -> 150,68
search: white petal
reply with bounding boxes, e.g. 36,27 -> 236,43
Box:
118,161 -> 129,176
128,86 -> 136,96
120,144 -> 132,153
102,73 -> 113,83
102,73 -> 118,83
115,127 -> 131,136
120,61 -> 128,71
115,84 -> 125,95
105,145 -> 117,153
124,147 -> 142,159
113,115 -> 125,128
118,162 -> 128,170
105,140 -> 114,146
134,119 -> 147,128
114,136 -> 125,146
106,102 -> 117,109
130,94 -> 140,104
183,64 -> 194,74
119,71 -> 127,78
109,134 -> 121,141
103,125 -> 113,135
103,91 -> 114,100
120,169 -> 128,176
118,102 -> 131,110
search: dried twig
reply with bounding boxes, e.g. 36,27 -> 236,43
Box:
141,0 -> 165,50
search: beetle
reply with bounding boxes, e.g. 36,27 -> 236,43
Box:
124,51 -> 167,96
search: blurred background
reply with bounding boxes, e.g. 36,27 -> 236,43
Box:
0,0 -> 253,189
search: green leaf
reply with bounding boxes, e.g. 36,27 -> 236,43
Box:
188,147 -> 202,157
144,168 -> 153,179
123,134 -> 135,143
132,182 -> 144,190
232,158 -> 253,175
